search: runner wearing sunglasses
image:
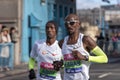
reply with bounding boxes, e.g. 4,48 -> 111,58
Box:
58,14 -> 108,80
28,21 -> 63,80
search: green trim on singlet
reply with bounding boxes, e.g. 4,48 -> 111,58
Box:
64,60 -> 82,68
40,68 -> 57,77
89,46 -> 108,63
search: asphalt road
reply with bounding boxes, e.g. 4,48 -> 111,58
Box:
90,63 -> 120,80
1,63 -> 120,80
0,73 -> 29,80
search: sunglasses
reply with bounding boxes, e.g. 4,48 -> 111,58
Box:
65,20 -> 79,26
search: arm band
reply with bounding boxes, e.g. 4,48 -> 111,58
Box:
89,46 -> 108,63
29,57 -> 35,70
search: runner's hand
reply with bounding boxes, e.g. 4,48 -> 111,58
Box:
28,69 -> 36,79
72,50 -> 85,60
53,60 -> 63,71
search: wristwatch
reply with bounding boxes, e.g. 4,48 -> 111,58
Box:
84,55 -> 89,61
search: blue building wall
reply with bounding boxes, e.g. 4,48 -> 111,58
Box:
21,0 -> 76,62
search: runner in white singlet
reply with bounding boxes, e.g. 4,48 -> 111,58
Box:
28,21 -> 63,80
59,14 -> 108,80
62,33 -> 90,80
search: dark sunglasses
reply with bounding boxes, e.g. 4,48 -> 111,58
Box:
65,20 -> 79,26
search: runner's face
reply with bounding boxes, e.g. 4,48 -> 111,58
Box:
46,23 -> 56,39
65,16 -> 80,35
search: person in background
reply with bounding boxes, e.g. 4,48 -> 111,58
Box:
96,32 -> 105,50
117,32 -> 120,40
1,28 -> 11,43
0,25 -> 7,43
10,27 -> 18,43
0,24 -> 3,32
57,14 -> 108,80
104,33 -> 109,54
112,33 -> 118,55
28,20 -> 63,80
0,24 -> 3,43
0,27 -> 11,71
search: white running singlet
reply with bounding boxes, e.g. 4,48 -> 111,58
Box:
62,33 -> 91,80
30,40 -> 62,80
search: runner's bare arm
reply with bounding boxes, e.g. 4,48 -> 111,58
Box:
83,36 -> 97,52
83,36 -> 108,63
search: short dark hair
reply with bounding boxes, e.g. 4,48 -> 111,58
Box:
10,27 -> 16,33
2,25 -> 7,29
46,20 -> 58,34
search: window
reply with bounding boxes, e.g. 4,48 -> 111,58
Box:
64,7 -> 68,17
59,5 -> 63,18
53,4 -> 57,21
70,8 -> 73,13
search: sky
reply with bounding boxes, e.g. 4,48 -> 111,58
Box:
76,0 -> 119,9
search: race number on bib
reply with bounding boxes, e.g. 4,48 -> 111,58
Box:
40,62 -> 57,79
64,54 -> 82,73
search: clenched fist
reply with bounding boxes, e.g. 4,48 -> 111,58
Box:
53,60 -> 63,71
72,50 -> 87,60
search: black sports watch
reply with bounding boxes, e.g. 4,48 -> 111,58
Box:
84,55 -> 89,61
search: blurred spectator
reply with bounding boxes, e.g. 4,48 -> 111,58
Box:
0,27 -> 11,71
112,33 -> 118,53
117,32 -> 120,40
104,34 -> 109,54
0,25 -> 7,42
1,28 -> 11,43
10,27 -> 18,43
96,32 -> 105,50
0,24 -> 3,32
0,25 -> 3,42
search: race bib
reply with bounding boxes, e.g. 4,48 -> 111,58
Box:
40,62 -> 57,79
64,54 -> 82,73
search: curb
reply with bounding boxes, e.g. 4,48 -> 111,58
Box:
0,69 -> 28,78
0,63 -> 28,78
0,63 -> 37,78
